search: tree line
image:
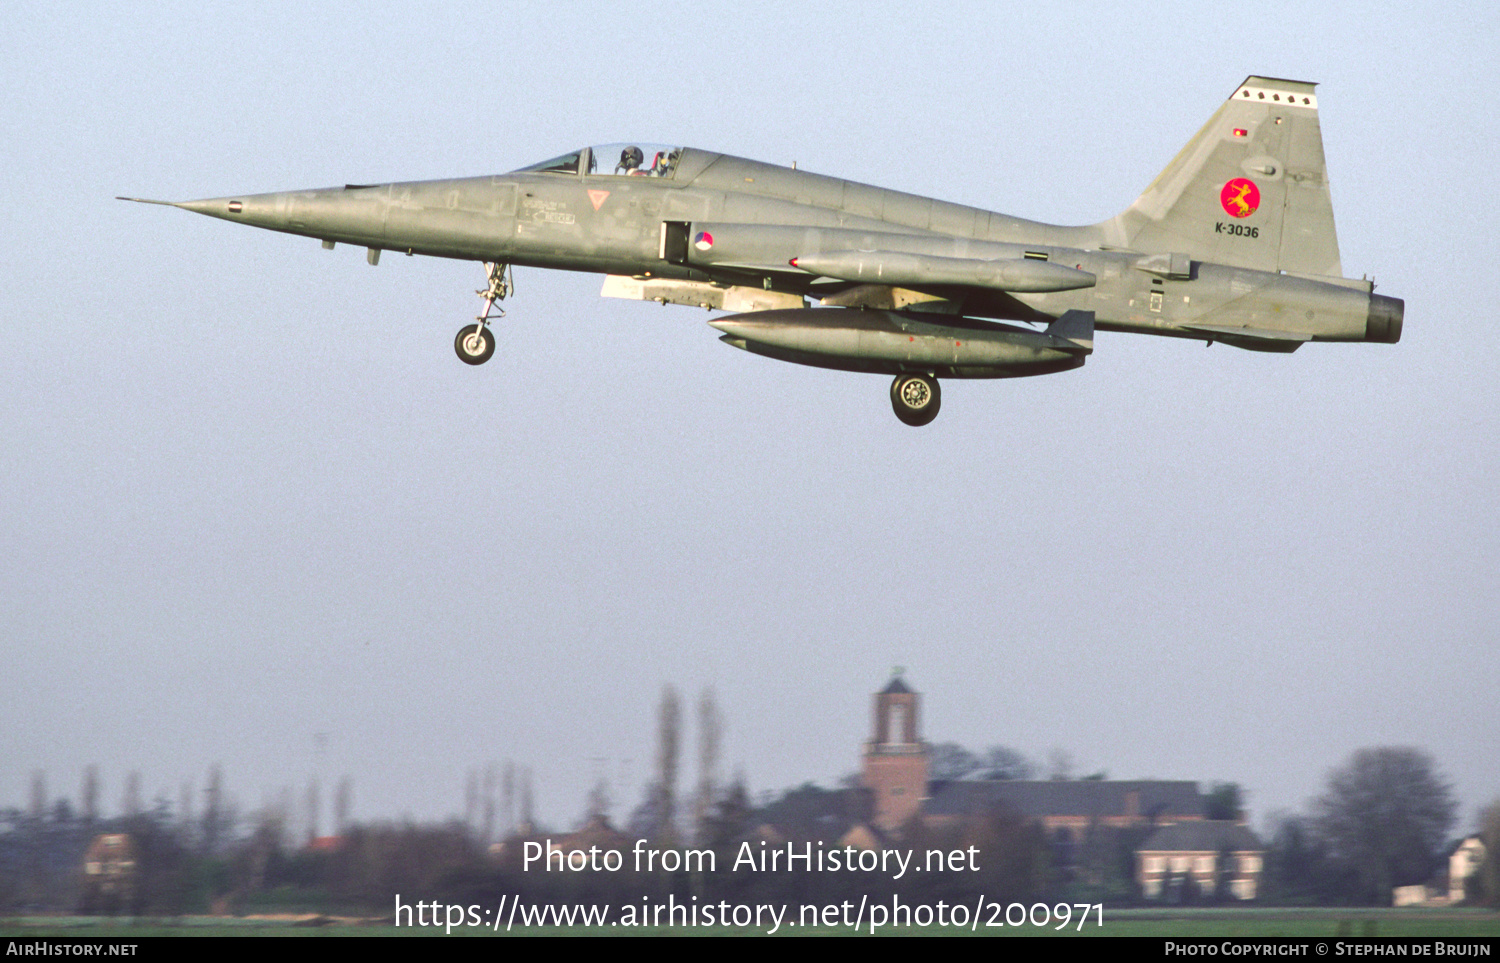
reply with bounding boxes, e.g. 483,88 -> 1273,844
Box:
2,702 -> 1491,912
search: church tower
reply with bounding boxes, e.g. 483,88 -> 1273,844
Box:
862,672 -> 930,832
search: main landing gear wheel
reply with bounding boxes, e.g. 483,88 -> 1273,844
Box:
455,323 -> 496,365
891,373 -> 941,426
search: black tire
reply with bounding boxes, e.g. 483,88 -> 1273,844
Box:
890,374 -> 941,426
455,323 -> 496,365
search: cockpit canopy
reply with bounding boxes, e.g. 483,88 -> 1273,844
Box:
513,144 -> 683,179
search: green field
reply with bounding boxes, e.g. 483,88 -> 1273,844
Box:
3,908 -> 1499,937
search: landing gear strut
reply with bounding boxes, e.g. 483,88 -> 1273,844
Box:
891,373 -> 941,426
455,262 -> 512,365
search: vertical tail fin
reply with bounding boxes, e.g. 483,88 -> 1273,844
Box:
1105,76 -> 1343,278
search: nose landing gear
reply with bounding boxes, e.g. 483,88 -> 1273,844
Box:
455,262 -> 512,365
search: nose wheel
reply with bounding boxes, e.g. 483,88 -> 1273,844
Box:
891,373 -> 941,426
455,261 -> 512,365
455,324 -> 496,365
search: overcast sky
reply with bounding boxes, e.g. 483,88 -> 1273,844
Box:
3,2 -> 1495,838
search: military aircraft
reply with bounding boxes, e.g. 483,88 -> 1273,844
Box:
123,75 -> 1401,426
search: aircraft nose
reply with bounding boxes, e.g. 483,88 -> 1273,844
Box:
173,197 -> 249,217
119,194 -> 265,222
120,192 -> 298,232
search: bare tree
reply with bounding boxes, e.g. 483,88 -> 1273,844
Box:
465,768 -> 479,834
519,766 -> 534,834
1315,747 -> 1457,903
626,781 -> 663,836
203,764 -> 225,854
122,771 -> 141,818
481,765 -> 496,845
655,685 -> 682,841
502,761 -> 515,837
246,799 -> 287,893
695,687 -> 723,845
179,780 -> 195,845
929,742 -> 981,780
702,772 -> 752,853
983,746 -> 1035,780
276,786 -> 295,843
304,776 -> 320,845
29,770 -> 45,819
1476,799 -> 1500,908
587,776 -> 610,824
334,777 -> 353,835
82,765 -> 99,824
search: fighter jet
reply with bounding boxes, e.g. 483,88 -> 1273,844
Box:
122,76 -> 1401,426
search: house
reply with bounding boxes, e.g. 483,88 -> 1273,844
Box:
80,833 -> 137,913
306,835 -> 347,854
1449,835 -> 1486,903
1137,821 -> 1264,900
1392,834 -> 1488,907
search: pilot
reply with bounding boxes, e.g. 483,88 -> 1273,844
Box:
615,145 -> 644,175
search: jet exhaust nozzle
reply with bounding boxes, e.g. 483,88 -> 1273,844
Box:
1365,294 -> 1403,344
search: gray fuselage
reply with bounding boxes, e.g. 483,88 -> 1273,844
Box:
174,145 -> 1396,350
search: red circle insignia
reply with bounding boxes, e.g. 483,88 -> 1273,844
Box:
1220,178 -> 1260,218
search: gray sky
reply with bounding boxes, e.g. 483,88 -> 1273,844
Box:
3,1 -> 1496,837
